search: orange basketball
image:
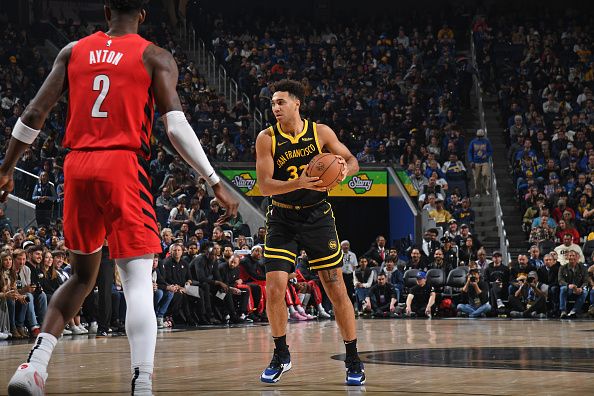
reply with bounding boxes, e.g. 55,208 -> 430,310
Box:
306,153 -> 344,190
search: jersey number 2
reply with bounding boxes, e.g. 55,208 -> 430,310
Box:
92,74 -> 110,118
287,165 -> 307,180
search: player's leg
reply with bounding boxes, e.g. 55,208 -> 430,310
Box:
318,267 -> 365,385
8,250 -> 102,396
261,205 -> 297,383
105,151 -> 163,395
305,202 -> 365,385
261,270 -> 292,383
8,152 -> 105,396
115,255 -> 156,395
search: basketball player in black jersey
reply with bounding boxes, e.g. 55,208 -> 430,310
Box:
255,80 -> 365,385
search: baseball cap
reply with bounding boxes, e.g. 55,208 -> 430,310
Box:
476,129 -> 485,137
251,244 -> 263,252
416,271 -> 427,280
492,251 -> 502,257
448,219 -> 457,224
460,223 -> 469,229
528,271 -> 538,279
22,240 -> 34,249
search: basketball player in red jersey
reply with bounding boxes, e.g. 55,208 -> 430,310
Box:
2,1 -> 238,395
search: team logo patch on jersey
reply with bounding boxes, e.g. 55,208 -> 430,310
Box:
328,240 -> 338,250
106,39 -> 112,47
302,137 -> 314,141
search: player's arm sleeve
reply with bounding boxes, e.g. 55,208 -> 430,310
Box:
163,111 -> 220,186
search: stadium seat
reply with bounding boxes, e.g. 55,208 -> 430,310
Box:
403,269 -> 420,289
426,269 -> 445,289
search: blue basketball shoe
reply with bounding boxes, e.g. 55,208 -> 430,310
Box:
345,357 -> 366,386
260,349 -> 292,383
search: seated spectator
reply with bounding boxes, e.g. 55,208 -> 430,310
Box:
453,198 -> 475,227
587,264 -> 594,318
12,249 -> 41,337
508,271 -> 547,318
25,245 -> 48,325
152,255 -> 173,329
482,251 -> 509,311
364,235 -> 388,267
160,243 -> 193,325
405,271 -> 436,318
554,233 -> 585,266
458,236 -> 478,265
420,229 -> 441,259
168,200 -> 190,233
428,197 -> 453,227
528,214 -> 556,248
555,219 -> 580,245
537,254 -> 561,316
218,253 -> 249,323
407,248 -> 427,270
364,273 -> 398,318
441,153 -> 468,197
212,226 -> 233,250
443,219 -> 459,240
508,254 -> 536,296
379,257 -> 404,303
353,257 -> 375,312
558,250 -> 588,318
475,248 -> 491,270
39,250 -> 61,302
239,245 -> 266,319
456,268 -> 491,318
253,227 -> 266,245
295,252 -> 331,318
528,245 -> 544,269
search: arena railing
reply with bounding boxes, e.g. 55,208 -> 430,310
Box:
470,27 -> 510,265
187,27 -> 263,137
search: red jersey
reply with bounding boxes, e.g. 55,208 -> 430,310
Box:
64,31 -> 154,159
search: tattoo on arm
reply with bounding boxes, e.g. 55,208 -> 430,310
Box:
323,269 -> 339,283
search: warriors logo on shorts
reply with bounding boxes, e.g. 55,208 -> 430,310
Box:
328,240 -> 338,251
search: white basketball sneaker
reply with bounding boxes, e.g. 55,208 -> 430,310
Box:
7,363 -> 47,396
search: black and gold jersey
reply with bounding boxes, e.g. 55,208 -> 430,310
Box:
270,119 -> 327,206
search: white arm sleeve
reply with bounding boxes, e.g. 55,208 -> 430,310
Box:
163,111 -> 220,186
11,118 -> 41,145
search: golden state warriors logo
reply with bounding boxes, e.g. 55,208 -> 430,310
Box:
232,173 -> 257,193
328,240 -> 337,250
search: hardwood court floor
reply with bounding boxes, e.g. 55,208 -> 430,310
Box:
2,318 -> 594,395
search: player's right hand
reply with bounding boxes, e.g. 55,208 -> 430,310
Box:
212,182 -> 239,222
297,168 -> 326,192
0,169 -> 14,203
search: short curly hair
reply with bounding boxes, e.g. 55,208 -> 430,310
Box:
273,79 -> 305,104
105,0 -> 146,12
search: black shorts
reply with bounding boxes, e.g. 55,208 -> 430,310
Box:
264,201 -> 343,273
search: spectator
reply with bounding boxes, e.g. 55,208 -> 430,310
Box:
218,253 -> 249,323
353,257 -> 374,312
253,227 -> 266,245
456,268 -> 491,318
428,197 -> 453,227
152,255 -> 173,329
364,235 -> 387,267
558,250 -> 588,318
467,129 -> 493,197
405,271 -> 436,318
168,200 -> 190,233
364,273 -> 398,318
12,249 -> 41,337
379,257 -> 404,303
32,171 -> 57,227
160,243 -> 192,325
528,245 -> 544,269
554,233 -> 585,266
482,251 -> 509,311
537,254 -> 561,316
340,240 -> 357,306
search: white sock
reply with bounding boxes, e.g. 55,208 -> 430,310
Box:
115,254 -> 156,392
288,305 -> 296,315
27,332 -> 58,374
296,305 -> 306,314
317,303 -> 327,313
302,293 -> 311,307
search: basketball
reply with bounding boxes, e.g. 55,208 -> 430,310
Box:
306,153 -> 344,189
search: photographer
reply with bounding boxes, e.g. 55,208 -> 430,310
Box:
508,271 -> 547,318
456,268 -> 491,318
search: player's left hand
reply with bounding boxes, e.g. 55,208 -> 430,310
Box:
212,182 -> 239,223
335,155 -> 348,182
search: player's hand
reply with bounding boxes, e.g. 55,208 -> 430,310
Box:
405,306 -> 411,315
335,155 -> 348,182
297,168 -> 326,192
0,168 -> 14,203
212,182 -> 239,223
